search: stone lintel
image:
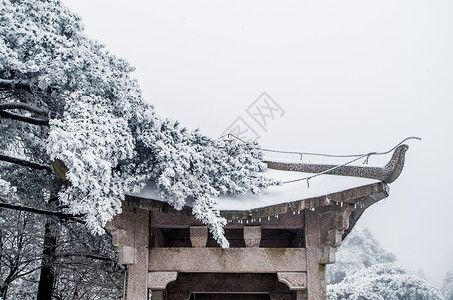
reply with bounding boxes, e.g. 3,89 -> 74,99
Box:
190,226 -> 208,247
277,272 -> 307,290
148,271 -> 178,290
149,248 -> 307,273
244,226 -> 262,247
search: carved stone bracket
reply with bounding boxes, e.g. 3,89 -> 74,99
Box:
319,246 -> 336,265
148,272 -> 178,290
190,226 -> 208,247
244,226 -> 262,247
277,272 -> 307,290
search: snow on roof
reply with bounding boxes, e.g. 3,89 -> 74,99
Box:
131,169 -> 379,212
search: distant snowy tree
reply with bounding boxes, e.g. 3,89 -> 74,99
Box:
443,268 -> 453,300
327,228 -> 396,284
327,228 -> 443,300
327,263 -> 444,300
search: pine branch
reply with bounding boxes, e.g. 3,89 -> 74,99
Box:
0,153 -> 53,171
0,79 -> 34,93
0,197 -> 85,220
0,110 -> 49,125
0,102 -> 54,117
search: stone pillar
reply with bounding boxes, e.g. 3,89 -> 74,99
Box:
304,205 -> 353,300
244,226 -> 261,247
305,209 -> 326,300
127,208 -> 150,300
106,206 -> 150,300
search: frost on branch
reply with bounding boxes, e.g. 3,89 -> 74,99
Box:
47,93 -> 135,234
0,0 -> 279,247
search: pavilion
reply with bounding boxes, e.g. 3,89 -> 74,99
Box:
106,143 -> 409,300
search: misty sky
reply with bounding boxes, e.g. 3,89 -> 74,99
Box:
64,0 -> 453,287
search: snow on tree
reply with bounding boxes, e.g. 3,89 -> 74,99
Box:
0,0 -> 278,248
443,267 -> 453,300
327,228 -> 396,284
327,263 -> 444,300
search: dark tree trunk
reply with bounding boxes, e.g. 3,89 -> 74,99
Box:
1,285 -> 8,300
37,200 -> 58,300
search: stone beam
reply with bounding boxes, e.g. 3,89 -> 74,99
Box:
149,248 -> 307,273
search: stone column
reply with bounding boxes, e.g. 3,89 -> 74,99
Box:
127,208 -> 150,300
304,205 -> 353,300
305,209 -> 326,300
106,206 -> 150,300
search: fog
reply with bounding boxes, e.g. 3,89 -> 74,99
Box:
64,0 -> 453,287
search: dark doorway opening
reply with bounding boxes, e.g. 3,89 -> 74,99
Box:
189,294 -> 270,300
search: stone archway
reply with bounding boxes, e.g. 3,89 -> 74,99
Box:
189,294 -> 270,300
165,273 -> 295,300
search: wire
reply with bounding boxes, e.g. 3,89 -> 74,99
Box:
219,134 -> 421,186
262,136 -> 421,159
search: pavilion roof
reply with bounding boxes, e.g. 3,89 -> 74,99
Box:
125,144 -> 409,225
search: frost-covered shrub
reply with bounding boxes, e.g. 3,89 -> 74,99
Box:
443,269 -> 453,300
327,228 -> 396,284
327,263 -> 444,300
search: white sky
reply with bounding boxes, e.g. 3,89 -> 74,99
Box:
63,0 -> 453,287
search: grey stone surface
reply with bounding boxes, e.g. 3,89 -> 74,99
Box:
244,226 -> 262,247
149,248 -> 307,273
148,272 -> 178,290
190,226 -> 208,247
277,272 -> 307,290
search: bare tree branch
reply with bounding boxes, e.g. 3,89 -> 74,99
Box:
56,252 -> 113,262
0,102 -> 54,117
0,197 -> 85,220
0,110 -> 49,125
0,153 -> 53,172
0,79 -> 34,93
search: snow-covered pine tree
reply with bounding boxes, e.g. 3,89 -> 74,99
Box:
328,264 -> 444,300
327,228 -> 444,300
0,0 -> 277,249
443,268 -> 453,300
326,228 -> 396,284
